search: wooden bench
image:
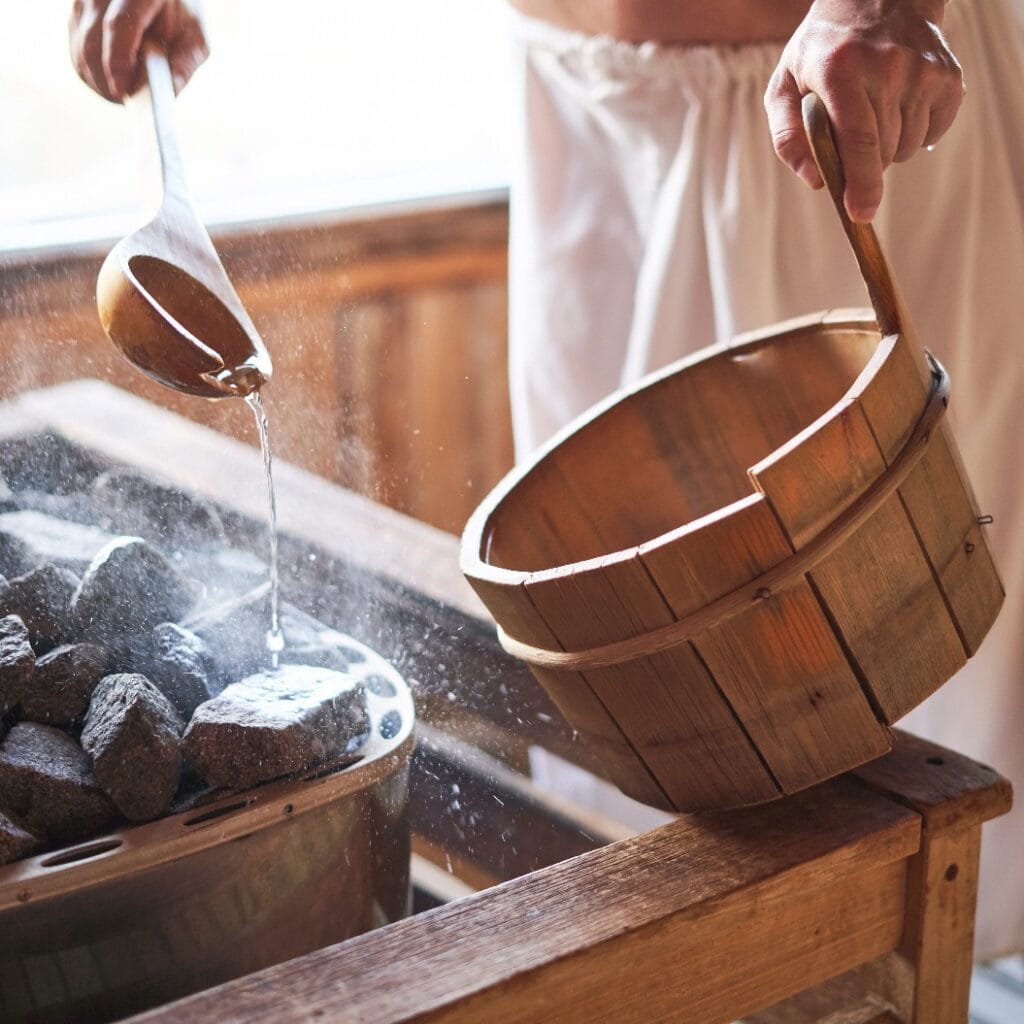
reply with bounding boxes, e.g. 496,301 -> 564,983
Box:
5,383 -> 1012,1024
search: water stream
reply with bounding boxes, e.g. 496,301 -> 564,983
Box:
246,392 -> 284,669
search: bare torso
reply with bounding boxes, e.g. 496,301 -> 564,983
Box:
507,1 -> 814,45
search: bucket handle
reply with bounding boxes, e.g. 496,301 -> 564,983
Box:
801,93 -> 906,340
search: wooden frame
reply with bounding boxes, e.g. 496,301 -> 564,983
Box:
0,383 -> 1012,1024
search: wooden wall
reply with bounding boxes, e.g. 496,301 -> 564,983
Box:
0,192 -> 514,534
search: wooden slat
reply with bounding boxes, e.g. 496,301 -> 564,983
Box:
751,398 -> 966,722
524,553 -> 780,811
895,423 -> 1003,657
850,730 -> 1013,837
850,731 -> 1013,1024
642,495 -> 890,794
467,571 -> 672,808
851,334 -> 1003,661
125,778 -> 920,1024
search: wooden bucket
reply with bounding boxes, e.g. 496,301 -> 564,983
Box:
460,96 -> 1003,813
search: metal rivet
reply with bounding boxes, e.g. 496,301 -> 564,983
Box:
965,542 -> 975,554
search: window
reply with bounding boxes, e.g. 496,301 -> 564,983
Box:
0,0 -> 513,251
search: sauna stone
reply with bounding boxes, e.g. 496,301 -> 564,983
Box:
122,623 -> 214,720
279,610 -> 367,674
0,811 -> 38,866
182,665 -> 369,789
72,537 -> 200,643
81,674 -> 184,822
0,563 -> 81,649
0,431 -> 109,496
0,474 -> 15,511
10,489 -> 114,530
0,509 -> 114,576
20,642 -> 109,727
90,469 -> 226,550
0,722 -> 115,844
183,585 -> 274,684
0,614 -> 35,715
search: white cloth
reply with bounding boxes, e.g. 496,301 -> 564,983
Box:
509,0 -> 1024,959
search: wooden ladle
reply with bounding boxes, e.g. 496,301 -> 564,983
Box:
97,42 -> 272,399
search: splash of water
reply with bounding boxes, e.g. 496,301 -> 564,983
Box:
246,392 -> 284,668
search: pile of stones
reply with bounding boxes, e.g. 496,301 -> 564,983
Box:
0,452 -> 370,867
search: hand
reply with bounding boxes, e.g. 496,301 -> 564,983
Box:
69,0 -> 209,103
764,0 -> 964,222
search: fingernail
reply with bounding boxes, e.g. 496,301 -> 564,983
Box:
850,204 -> 878,224
172,73 -> 186,93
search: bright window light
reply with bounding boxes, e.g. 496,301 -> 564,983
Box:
0,0 -> 513,251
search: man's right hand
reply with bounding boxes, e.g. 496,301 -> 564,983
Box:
69,0 -> 208,103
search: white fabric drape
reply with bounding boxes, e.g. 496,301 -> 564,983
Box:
509,0 -> 1024,959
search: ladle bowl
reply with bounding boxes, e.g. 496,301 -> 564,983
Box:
97,43 -> 272,399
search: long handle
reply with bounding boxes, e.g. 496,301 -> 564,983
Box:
801,93 -> 906,339
142,40 -> 190,205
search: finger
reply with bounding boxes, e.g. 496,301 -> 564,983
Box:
103,0 -> 167,100
923,75 -> 965,149
75,4 -> 120,102
871,95 -> 902,170
765,70 -> 824,189
166,21 -> 209,93
823,88 -> 883,222
893,100 -> 930,162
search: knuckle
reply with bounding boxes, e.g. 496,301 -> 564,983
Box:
770,124 -> 807,159
839,128 -> 879,155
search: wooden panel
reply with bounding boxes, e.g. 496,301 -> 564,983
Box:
642,495 -> 891,794
0,195 -> 514,537
752,399 -> 965,723
524,553 -> 780,811
124,777 -> 919,1024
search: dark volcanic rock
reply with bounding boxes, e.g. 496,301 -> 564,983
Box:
0,615 -> 35,715
8,489 -> 114,530
71,537 -> 200,643
279,618 -> 368,675
182,584 -> 273,685
81,674 -> 184,822
0,431 -> 109,495
90,469 -> 226,550
183,588 -> 367,687
0,722 -> 115,844
0,563 -> 81,649
107,624 -> 213,719
0,509 -> 115,576
0,811 -> 39,865
182,665 -> 369,789
20,643 -> 108,727
0,475 -> 15,513
179,545 -> 267,606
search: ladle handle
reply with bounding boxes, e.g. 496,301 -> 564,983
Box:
801,93 -> 905,339
142,40 -> 190,205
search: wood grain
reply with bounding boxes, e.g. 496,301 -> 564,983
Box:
125,777 -> 920,1024
642,494 -> 890,795
751,398 -> 966,723
0,192 -> 512,535
524,551 -> 780,810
